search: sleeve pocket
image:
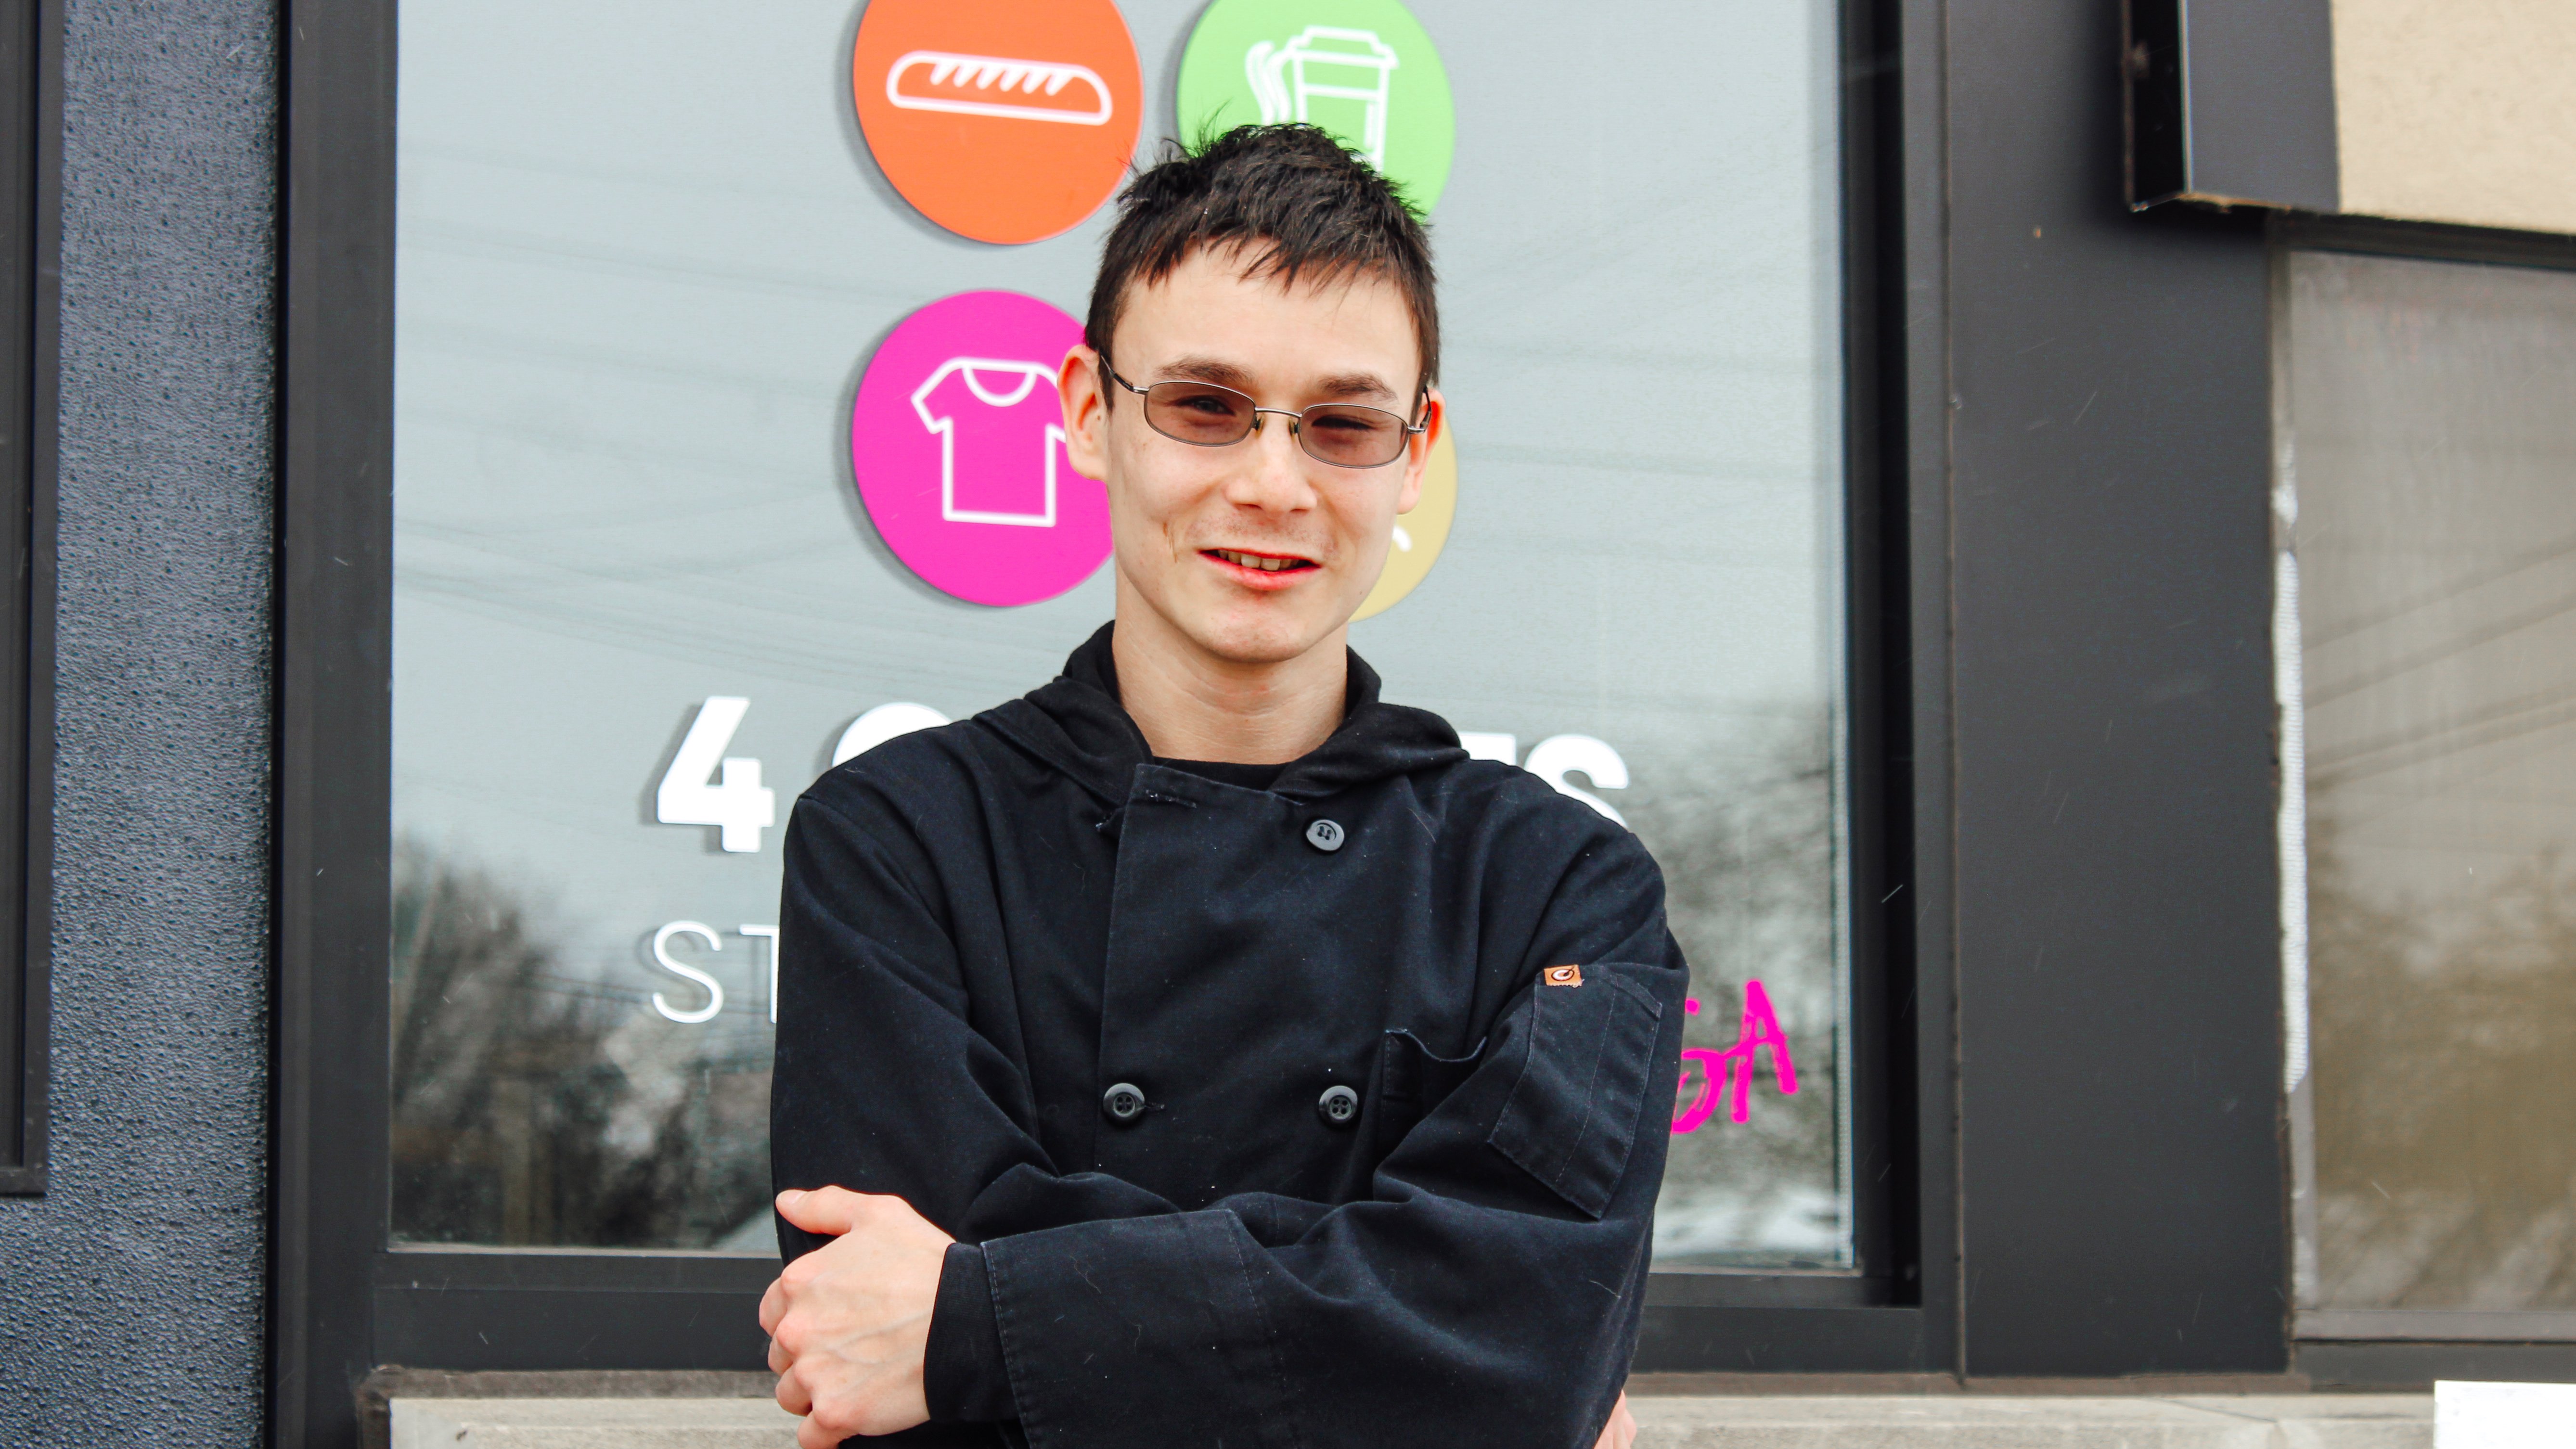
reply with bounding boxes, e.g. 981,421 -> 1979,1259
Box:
1372,1028 -> 1486,1158
1487,963 -> 1664,1219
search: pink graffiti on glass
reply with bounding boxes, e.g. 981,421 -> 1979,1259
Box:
1671,980 -> 1799,1133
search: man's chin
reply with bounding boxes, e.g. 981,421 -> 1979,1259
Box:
1178,604 -> 1349,669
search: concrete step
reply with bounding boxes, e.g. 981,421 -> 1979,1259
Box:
388,1393 -> 2434,1449
1629,1395 -> 2431,1448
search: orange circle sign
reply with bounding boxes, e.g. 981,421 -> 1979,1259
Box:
851,0 -> 1144,245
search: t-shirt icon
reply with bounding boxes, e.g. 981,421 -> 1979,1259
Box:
850,289 -> 1106,608
909,359 -> 1066,527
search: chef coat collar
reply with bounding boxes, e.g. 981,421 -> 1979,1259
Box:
979,622 -> 1467,807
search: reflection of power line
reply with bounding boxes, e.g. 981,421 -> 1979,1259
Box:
394,523 -> 925,669
404,135 -> 839,203
2307,584 -> 2576,708
514,968 -> 784,1035
403,317 -> 841,404
2304,529 -> 2576,651
2328,715 -> 2576,838
2311,693 -> 2576,791
2313,679 -> 2576,775
400,423 -> 822,528
406,217 -> 918,306
401,517 -> 847,591
396,570 -> 973,689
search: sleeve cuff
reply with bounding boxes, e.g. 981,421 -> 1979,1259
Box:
923,1242 -> 1016,1423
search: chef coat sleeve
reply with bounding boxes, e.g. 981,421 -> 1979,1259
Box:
923,1244 -> 1014,1423
771,779 -> 1184,1247
977,827 -> 1687,1449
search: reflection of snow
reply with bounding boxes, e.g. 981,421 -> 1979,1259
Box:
1652,1180 -> 1846,1265
711,1210 -> 780,1255
598,1011 -> 712,1159
1620,711 -> 1849,1267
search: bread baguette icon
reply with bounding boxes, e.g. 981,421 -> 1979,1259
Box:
886,51 -> 1115,127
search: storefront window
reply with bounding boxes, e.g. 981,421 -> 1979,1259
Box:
2289,249 -> 2576,1312
392,0 -> 1852,1267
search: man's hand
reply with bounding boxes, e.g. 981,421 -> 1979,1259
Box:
1593,1391 -> 1636,1449
760,1187 -> 955,1448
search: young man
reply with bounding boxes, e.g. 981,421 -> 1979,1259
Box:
762,126 -> 1682,1449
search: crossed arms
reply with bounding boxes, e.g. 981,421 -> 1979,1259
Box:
762,782 -> 1683,1447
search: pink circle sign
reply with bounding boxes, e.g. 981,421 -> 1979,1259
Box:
850,291 -> 1109,606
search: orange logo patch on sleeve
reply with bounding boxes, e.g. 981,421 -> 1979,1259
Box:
1542,964 -> 1584,987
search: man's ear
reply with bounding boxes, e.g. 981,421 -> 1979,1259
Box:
1060,345 -> 1110,482
1396,389 -> 1444,516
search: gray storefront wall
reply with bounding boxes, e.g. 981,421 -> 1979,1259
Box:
0,0 -> 2570,1446
0,1 -> 274,1445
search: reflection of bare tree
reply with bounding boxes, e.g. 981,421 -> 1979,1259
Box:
2311,825 -> 2576,1308
1622,710 -> 1842,1266
390,841 -> 772,1249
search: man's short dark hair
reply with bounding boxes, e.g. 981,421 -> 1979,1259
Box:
1085,124 -> 1439,396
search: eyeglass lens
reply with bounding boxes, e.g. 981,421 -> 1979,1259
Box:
1139,380 -> 1411,469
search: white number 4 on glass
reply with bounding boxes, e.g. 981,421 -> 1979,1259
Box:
656,696 -> 776,853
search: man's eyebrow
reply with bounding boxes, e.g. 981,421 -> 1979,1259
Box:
1158,355 -> 1259,390
1311,372 -> 1399,402
1152,357 -> 1401,403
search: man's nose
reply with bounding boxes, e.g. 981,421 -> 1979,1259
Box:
1230,414 -> 1316,510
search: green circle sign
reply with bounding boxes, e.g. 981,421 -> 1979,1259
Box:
1176,0 -> 1455,212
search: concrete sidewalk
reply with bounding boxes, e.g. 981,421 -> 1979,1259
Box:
388,1393 -> 2434,1448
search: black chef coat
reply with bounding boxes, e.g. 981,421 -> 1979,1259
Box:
771,624 -> 1688,1448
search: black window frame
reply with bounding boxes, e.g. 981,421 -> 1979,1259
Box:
273,0 -> 1954,1441
0,0 -> 58,1202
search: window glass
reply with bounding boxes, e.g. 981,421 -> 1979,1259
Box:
393,0 -> 1851,1267
2291,249 -> 2576,1311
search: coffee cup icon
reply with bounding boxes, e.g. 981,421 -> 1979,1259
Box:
1245,27 -> 1400,169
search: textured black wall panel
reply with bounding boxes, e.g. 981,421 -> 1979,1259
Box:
1948,0 -> 2287,1375
0,0 -> 275,1443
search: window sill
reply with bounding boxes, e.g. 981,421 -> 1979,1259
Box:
390,1398 -> 795,1449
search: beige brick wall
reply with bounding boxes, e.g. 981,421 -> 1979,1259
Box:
2335,0 -> 2576,233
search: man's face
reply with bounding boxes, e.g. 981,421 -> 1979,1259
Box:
1059,246 -> 1443,666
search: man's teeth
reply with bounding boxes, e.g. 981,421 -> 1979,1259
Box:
1216,549 -> 1304,572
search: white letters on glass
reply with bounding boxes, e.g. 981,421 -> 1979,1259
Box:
740,923 -> 782,1024
1523,734 -> 1629,825
832,701 -> 953,767
656,697 -> 777,853
649,921 -> 726,1024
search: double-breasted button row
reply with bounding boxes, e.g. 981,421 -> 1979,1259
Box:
1101,1080 -> 1360,1129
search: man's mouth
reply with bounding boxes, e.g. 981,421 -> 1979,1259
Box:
1204,548 -> 1319,575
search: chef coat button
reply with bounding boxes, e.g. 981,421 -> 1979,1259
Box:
1101,1082 -> 1147,1125
1304,818 -> 1346,853
1316,1084 -> 1360,1128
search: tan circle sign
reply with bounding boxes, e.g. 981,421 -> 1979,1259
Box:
1352,423 -> 1455,620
